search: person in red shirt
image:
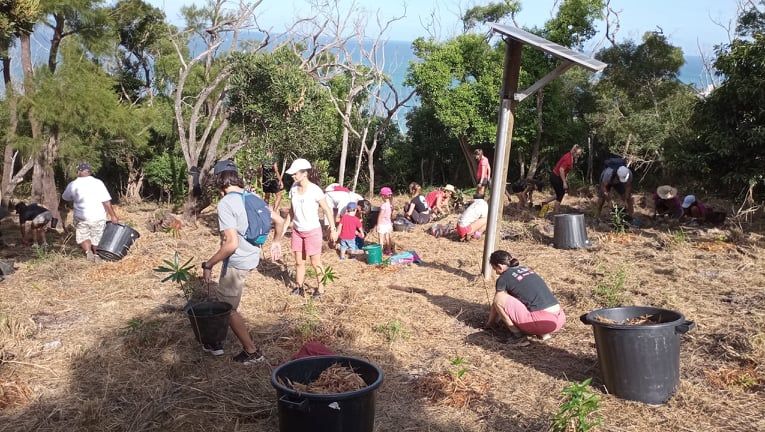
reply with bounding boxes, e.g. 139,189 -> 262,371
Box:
336,202 -> 365,259
425,184 -> 455,217
542,144 -> 582,214
474,149 -> 491,195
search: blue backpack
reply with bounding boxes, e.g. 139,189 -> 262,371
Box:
231,191 -> 271,246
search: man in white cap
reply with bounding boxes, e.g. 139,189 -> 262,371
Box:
62,162 -> 119,262
595,164 -> 633,217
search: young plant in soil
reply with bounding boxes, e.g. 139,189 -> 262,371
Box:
551,378 -> 602,432
610,204 -> 629,233
593,266 -> 627,308
154,252 -> 196,300
373,319 -> 410,343
306,266 -> 338,286
449,355 -> 470,380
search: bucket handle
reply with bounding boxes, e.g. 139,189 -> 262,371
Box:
579,313 -> 591,325
675,320 -> 695,334
279,395 -> 308,412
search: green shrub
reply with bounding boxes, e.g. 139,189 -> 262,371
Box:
551,378 -> 602,432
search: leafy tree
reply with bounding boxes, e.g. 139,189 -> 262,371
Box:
674,1 -> 765,201
589,32 -> 696,178
228,48 -> 339,178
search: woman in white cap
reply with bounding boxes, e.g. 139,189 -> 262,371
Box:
284,158 -> 337,299
653,185 -> 683,219
425,184 -> 455,217
681,195 -> 709,220
595,164 -> 634,218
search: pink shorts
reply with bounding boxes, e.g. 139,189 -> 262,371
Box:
502,295 -> 566,336
456,224 -> 471,237
291,227 -> 324,256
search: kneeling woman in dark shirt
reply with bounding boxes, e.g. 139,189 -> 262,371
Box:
486,250 -> 566,341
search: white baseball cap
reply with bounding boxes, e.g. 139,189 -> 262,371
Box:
616,166 -> 631,183
285,158 -> 311,175
682,195 -> 696,208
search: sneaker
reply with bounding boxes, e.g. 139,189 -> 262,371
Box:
537,333 -> 552,342
311,290 -> 323,300
202,342 -> 225,356
290,286 -> 306,297
233,349 -> 265,364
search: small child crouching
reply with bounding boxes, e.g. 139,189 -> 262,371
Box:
336,202 -> 365,259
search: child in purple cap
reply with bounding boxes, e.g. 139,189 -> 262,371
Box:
377,187 -> 394,254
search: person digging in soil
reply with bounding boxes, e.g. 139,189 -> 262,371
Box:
486,250 -> 566,344
15,202 -> 53,247
540,144 -> 583,215
653,185 -> 683,219
595,163 -> 634,218
456,193 -> 488,241
202,162 -> 285,364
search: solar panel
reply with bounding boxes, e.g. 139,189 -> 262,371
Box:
490,23 -> 607,72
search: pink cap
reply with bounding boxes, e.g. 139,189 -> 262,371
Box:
380,186 -> 393,196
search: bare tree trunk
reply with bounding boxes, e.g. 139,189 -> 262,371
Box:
587,135 -> 593,184
1,55 -> 18,206
526,90 -> 544,180
517,152 -> 526,180
338,122 -> 351,186
124,167 -> 144,203
32,132 -> 62,222
351,125 -> 370,192
366,134 -> 378,199
457,136 -> 477,184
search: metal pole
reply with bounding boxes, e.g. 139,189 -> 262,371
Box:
482,39 -> 523,279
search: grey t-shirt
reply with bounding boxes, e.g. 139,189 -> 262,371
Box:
218,192 -> 261,270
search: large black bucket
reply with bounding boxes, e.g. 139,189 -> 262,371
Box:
96,222 -> 141,261
186,301 -> 232,345
553,213 -> 589,249
271,355 -> 384,432
580,306 -> 695,404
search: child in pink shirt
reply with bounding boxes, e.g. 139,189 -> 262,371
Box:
377,187 -> 394,254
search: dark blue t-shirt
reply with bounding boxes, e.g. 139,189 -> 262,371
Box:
496,266 -> 558,312
18,204 -> 48,224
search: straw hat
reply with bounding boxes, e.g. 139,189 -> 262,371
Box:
444,184 -> 456,193
656,185 -> 677,200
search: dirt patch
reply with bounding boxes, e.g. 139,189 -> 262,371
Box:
413,371 -> 488,409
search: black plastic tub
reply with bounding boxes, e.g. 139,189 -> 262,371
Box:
553,213 -> 589,249
186,301 -> 232,345
96,222 -> 141,261
580,306 -> 695,404
271,355 -> 384,432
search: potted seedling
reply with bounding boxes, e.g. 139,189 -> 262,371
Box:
154,252 -> 232,348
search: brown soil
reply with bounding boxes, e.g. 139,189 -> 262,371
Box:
0,196 -> 764,431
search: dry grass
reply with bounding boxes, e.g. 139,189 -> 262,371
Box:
0,196 -> 764,431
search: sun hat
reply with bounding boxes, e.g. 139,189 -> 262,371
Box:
682,195 -> 697,209
346,202 -> 357,210
285,158 -> 311,175
616,166 -> 631,183
656,185 -> 677,200
444,184 -> 456,193
380,186 -> 393,196
77,162 -> 92,172
213,159 -> 237,175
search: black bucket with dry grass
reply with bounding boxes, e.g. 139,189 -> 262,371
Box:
580,306 -> 695,404
271,355 -> 384,432
186,301 -> 232,345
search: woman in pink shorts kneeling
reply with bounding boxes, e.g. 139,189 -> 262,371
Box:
486,250 -> 566,342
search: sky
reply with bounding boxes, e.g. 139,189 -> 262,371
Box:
146,0 -> 740,55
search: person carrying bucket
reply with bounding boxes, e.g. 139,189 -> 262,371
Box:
486,250 -> 566,345
62,162 -> 119,263
201,160 -> 285,363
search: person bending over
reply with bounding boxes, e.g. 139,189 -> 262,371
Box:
486,250 -> 566,343
456,193 -> 488,241
15,202 -> 52,246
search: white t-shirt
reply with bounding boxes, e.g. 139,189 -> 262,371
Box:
62,176 -> 112,221
458,199 -> 488,228
289,182 -> 325,232
325,190 -> 364,220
